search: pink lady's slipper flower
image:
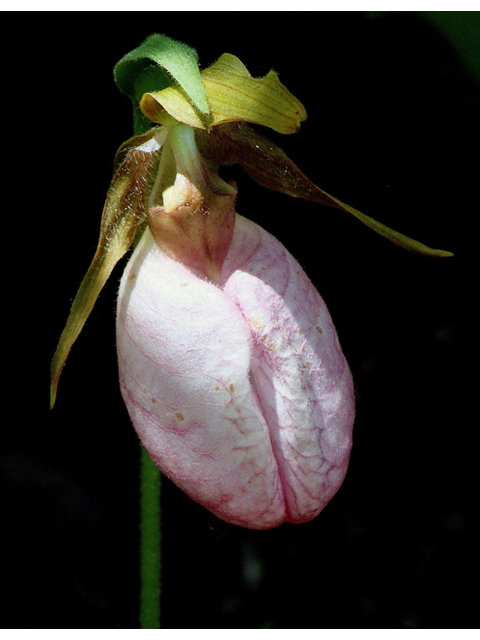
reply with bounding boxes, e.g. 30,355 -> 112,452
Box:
50,35 -> 452,529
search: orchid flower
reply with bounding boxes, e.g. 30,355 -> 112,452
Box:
50,35 -> 452,530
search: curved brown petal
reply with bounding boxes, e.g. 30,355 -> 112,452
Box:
198,123 -> 453,258
50,128 -> 166,408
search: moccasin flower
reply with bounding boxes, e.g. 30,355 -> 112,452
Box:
51,35 -> 452,529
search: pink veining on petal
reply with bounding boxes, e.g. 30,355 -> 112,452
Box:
116,213 -> 355,529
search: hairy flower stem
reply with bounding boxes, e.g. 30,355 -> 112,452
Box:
134,127 -> 162,629
139,446 -> 162,628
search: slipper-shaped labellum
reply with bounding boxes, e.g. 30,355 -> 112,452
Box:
117,207 -> 355,529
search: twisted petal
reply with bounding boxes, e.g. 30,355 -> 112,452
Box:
50,128 -> 167,408
198,123 -> 454,258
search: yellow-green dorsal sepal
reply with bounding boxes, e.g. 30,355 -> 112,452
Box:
140,52 -> 307,135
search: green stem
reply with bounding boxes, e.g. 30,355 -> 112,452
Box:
133,65 -> 163,629
139,446 -> 162,628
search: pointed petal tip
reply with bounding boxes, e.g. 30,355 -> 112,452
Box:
49,375 -> 58,410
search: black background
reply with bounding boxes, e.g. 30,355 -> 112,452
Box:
6,12 -> 479,629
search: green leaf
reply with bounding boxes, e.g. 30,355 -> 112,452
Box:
50,128 -> 166,408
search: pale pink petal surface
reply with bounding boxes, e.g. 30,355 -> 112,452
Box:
117,214 -> 355,529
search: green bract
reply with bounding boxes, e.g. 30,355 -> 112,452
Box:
114,34 -> 209,134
